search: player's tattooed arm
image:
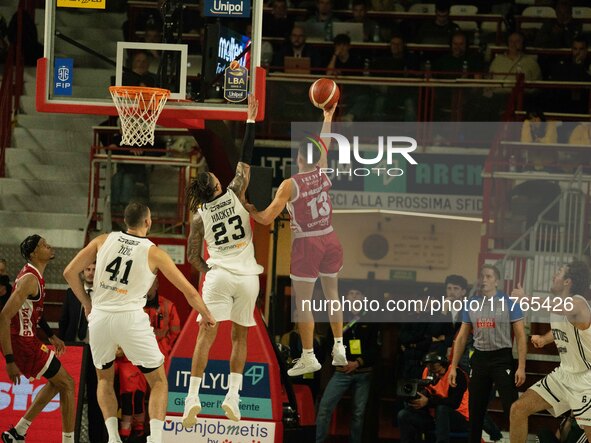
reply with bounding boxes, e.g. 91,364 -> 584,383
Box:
228,162 -> 251,200
187,213 -> 210,274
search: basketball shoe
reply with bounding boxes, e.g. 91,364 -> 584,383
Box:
182,395 -> 202,428
2,428 -> 25,442
222,393 -> 241,421
332,343 -> 348,366
287,353 -> 322,376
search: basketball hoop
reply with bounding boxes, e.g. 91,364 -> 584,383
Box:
109,86 -> 170,147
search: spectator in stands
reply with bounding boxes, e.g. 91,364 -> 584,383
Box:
479,32 -> 542,119
349,1 -> 381,42
58,263 -> 107,443
398,352 -> 470,443
434,31 -> 485,78
144,278 -> 181,364
123,50 -> 157,88
489,32 -> 542,82
315,289 -> 380,443
307,0 -> 340,26
520,110 -> 558,171
373,34 -> 419,74
327,33 -> 364,75
371,34 -> 419,120
415,0 -> 460,45
545,37 -> 591,114
534,0 -> 582,49
263,0 -> 294,39
326,33 -> 370,121
272,25 -> 322,71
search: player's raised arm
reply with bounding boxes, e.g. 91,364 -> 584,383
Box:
0,274 -> 38,383
187,212 -> 210,275
149,246 -> 215,327
63,235 -> 105,315
318,103 -> 337,170
247,178 -> 292,226
228,95 -> 258,201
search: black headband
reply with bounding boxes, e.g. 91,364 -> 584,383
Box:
20,234 -> 42,260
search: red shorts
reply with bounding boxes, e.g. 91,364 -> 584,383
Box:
115,357 -> 147,394
290,231 -> 343,282
11,335 -> 55,380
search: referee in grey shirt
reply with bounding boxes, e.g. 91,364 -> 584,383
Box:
448,264 -> 527,443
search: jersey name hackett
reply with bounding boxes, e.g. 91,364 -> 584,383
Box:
199,189 -> 263,275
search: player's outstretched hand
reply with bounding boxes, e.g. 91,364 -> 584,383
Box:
7,362 -> 22,385
323,103 -> 337,120
247,94 -> 259,121
49,335 -> 66,357
244,202 -> 257,213
511,283 -> 526,299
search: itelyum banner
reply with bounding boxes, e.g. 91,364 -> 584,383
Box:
167,358 -> 272,419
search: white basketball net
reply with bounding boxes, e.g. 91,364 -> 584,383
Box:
109,86 -> 170,147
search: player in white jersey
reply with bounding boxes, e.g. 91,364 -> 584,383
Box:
182,95 -> 263,425
63,202 -> 215,443
510,260 -> 591,442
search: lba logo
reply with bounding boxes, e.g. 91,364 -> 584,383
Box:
307,133 -> 418,177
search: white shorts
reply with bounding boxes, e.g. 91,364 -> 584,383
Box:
198,267 -> 259,327
88,308 -> 164,370
531,366 -> 591,426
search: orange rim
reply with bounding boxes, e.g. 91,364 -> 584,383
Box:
109,86 -> 170,100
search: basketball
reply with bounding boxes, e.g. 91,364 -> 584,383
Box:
309,78 -> 340,110
229,60 -> 240,70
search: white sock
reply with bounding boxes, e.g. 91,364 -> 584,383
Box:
62,432 -> 74,443
105,417 -> 120,442
15,418 -> 31,436
334,337 -> 343,346
303,348 -> 314,355
150,419 -> 164,443
228,372 -> 242,396
188,376 -> 202,396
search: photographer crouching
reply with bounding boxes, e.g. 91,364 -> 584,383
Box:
397,352 -> 469,443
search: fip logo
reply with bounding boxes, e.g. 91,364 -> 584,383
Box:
57,65 -> 70,82
205,0 -> 251,17
54,58 -> 73,96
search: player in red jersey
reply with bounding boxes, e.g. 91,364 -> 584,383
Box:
0,235 -> 76,443
247,104 -> 347,376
